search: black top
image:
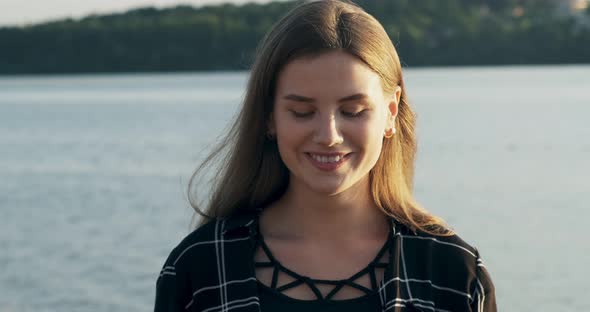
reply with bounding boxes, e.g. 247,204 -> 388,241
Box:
254,223 -> 389,311
257,282 -> 381,312
154,209 -> 497,311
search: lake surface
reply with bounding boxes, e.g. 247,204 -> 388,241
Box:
0,65 -> 589,311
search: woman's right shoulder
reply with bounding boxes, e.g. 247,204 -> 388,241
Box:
162,218 -> 221,270
161,210 -> 259,272
154,218 -> 223,311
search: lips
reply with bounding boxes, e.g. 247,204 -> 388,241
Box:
305,152 -> 351,171
309,153 -> 344,163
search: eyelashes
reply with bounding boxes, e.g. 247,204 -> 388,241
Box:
341,110 -> 366,118
290,111 -> 314,118
289,110 -> 367,119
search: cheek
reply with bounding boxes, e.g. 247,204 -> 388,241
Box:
275,120 -> 309,163
354,118 -> 386,158
352,115 -> 385,141
277,121 -> 306,145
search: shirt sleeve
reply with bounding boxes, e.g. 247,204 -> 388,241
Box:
470,249 -> 497,312
154,247 -> 192,312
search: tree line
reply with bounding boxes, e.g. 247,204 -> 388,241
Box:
0,0 -> 589,74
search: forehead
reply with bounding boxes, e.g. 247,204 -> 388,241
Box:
275,51 -> 384,100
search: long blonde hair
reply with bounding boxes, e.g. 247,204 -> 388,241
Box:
188,0 -> 451,235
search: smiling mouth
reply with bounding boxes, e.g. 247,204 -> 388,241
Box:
307,153 -> 349,163
305,152 -> 351,171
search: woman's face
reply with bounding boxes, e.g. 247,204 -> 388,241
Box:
270,50 -> 401,196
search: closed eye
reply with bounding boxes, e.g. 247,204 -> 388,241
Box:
290,110 -> 314,118
342,110 -> 367,118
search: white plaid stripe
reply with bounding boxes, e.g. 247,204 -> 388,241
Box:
201,296 -> 259,312
173,237 -> 251,266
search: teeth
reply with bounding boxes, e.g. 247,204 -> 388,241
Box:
310,154 -> 344,163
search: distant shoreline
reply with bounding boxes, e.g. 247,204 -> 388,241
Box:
1,1 -> 589,74
2,63 -> 589,79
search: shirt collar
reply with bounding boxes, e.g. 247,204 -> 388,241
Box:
221,209 -> 260,238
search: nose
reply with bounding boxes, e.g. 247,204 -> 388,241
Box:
312,114 -> 344,146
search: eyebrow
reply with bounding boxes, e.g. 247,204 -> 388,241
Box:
282,93 -> 368,103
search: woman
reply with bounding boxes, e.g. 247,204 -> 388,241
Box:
155,1 -> 496,311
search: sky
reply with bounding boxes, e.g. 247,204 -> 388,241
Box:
0,0 -> 286,27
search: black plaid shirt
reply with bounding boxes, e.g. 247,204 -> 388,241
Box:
154,211 -> 496,312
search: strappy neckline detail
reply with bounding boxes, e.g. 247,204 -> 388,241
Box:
254,224 -> 391,302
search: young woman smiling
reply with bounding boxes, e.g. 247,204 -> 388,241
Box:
155,1 -> 496,311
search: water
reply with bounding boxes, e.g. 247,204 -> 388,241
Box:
0,66 -> 588,311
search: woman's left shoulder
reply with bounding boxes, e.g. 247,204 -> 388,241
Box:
391,221 -> 497,310
400,223 -> 482,264
392,220 -> 490,283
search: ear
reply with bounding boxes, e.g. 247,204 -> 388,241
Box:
386,85 -> 402,129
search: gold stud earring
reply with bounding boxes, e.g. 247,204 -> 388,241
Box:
384,127 -> 396,138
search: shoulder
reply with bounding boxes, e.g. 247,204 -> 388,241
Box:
393,220 -> 482,285
163,219 -> 228,271
394,220 -> 480,264
163,210 -> 258,273
155,210 -> 262,311
154,218 -> 223,310
418,227 -> 479,260
157,218 -> 220,280
392,220 -> 496,309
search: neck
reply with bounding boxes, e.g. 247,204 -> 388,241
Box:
260,177 -> 390,242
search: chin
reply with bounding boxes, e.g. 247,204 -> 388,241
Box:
302,179 -> 352,196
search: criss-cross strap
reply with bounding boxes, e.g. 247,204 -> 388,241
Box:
254,232 -> 390,301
